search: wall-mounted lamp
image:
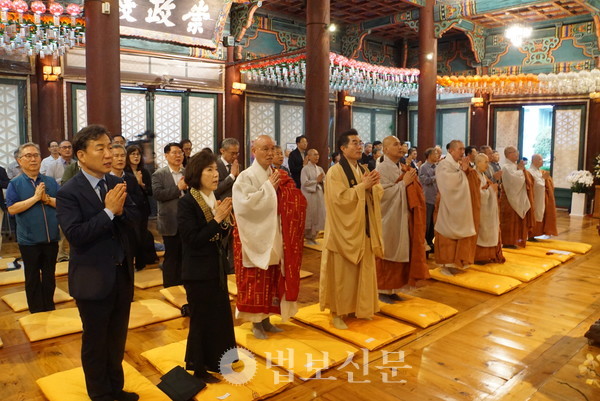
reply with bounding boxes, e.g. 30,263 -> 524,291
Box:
590,92 -> 600,103
327,23 -> 337,32
471,97 -> 484,108
344,95 -> 355,106
231,82 -> 246,95
43,65 -> 62,82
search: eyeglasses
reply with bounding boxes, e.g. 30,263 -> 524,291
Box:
60,145 -> 72,149
20,153 -> 41,160
256,147 -> 275,153
169,151 -> 184,156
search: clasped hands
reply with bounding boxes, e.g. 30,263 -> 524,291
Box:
105,183 -> 127,216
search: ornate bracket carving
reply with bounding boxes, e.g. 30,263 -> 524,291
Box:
341,25 -> 370,58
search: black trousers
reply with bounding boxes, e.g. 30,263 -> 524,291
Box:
183,279 -> 237,373
76,265 -> 133,401
426,203 -> 435,248
162,234 -> 183,288
18,242 -> 58,313
135,215 -> 158,270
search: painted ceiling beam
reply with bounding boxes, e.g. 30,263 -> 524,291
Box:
435,0 -> 550,21
398,0 -> 425,6
582,0 -> 600,11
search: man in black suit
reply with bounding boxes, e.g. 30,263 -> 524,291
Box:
57,125 -> 140,401
288,135 -> 308,188
214,138 -> 240,200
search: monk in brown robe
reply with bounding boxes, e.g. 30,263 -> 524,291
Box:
500,146 -> 535,248
528,154 -> 558,238
375,137 -> 429,303
474,154 -> 505,263
434,140 -> 479,274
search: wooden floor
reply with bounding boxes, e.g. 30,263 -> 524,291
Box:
1,211 -> 599,401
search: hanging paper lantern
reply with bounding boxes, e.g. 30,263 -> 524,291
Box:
0,0 -> 11,22
31,1 -> 46,25
49,2 -> 64,26
11,0 -> 27,23
66,3 -> 82,26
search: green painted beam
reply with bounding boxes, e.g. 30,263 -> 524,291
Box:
584,0 -> 600,12
399,0 -> 425,6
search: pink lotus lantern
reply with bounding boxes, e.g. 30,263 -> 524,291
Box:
0,0 -> 11,22
30,1 -> 46,25
66,3 -> 81,26
12,0 -> 28,23
49,2 -> 64,26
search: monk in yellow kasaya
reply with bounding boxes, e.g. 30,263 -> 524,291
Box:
320,129 -> 384,330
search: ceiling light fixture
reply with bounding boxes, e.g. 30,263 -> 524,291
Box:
505,24 -> 532,47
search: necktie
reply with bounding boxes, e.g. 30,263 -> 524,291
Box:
227,163 -> 231,174
97,179 -> 107,202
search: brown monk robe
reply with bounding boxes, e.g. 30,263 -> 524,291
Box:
434,140 -> 479,270
398,162 -> 429,282
500,146 -> 535,248
375,138 -> 429,302
528,154 -> 558,238
474,154 -> 505,263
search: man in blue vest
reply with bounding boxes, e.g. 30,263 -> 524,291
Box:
6,142 -> 60,313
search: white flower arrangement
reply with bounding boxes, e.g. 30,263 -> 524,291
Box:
594,154 -> 600,179
567,170 -> 594,193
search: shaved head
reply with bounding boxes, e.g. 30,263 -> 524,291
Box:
504,146 -> 519,162
252,135 -> 276,168
447,140 -> 465,162
307,149 -> 318,156
382,136 -> 399,149
532,153 -> 543,168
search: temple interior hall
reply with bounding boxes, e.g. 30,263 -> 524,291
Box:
1,1 -> 600,400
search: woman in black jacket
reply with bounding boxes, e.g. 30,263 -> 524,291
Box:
125,144 -> 158,270
177,150 -> 235,383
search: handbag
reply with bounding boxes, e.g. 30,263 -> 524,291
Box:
157,366 -> 206,401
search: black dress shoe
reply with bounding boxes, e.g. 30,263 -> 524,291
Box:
114,391 -> 139,401
181,304 -> 191,317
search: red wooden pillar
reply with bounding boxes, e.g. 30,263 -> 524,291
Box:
335,90 -> 351,142
305,0 -> 330,170
469,93 -> 489,147
587,100 -> 600,173
417,0 -> 437,151
84,0 -> 121,135
34,56 -> 65,156
225,46 -> 246,167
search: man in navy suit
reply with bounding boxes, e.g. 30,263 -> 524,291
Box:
57,125 -> 140,401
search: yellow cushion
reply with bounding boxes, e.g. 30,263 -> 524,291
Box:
292,303 -> 416,351
235,316 -> 359,379
0,336 -> 3,347
0,257 -> 16,271
160,286 -> 187,308
429,267 -> 522,295
141,340 -> 291,400
134,268 -> 163,289
534,239 -> 592,255
19,300 -> 181,342
227,274 -> 237,296
0,262 -> 68,286
378,295 -> 458,328
300,270 -> 313,279
303,237 -> 324,252
160,286 -> 231,308
470,262 -> 546,283
2,288 -> 73,312
502,252 -> 560,272
37,361 -> 170,401
502,245 -> 574,262
128,299 -> 181,330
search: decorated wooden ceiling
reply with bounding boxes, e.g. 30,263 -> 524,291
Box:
259,0 -> 597,42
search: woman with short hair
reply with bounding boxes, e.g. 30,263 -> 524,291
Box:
177,150 -> 236,383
